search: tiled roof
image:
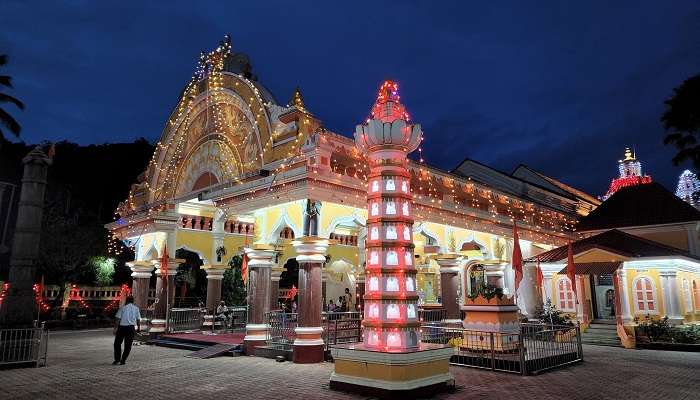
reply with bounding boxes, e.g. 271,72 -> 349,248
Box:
577,182 -> 700,231
526,229 -> 699,263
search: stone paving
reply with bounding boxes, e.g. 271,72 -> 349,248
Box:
1,329 -> 698,399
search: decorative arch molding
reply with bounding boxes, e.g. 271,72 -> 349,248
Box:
458,234 -> 490,259
322,213 -> 366,238
268,211 -> 301,244
414,223 -> 440,247
173,137 -> 241,198
176,245 -> 209,265
631,274 -> 659,314
147,76 -> 273,203
142,242 -> 160,261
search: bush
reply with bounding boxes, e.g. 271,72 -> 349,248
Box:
534,299 -> 573,326
635,315 -> 671,342
669,325 -> 700,344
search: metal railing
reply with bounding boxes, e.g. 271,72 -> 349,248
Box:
0,324 -> 49,367
227,306 -> 247,332
265,312 -> 297,351
418,308 -> 447,325
168,308 -> 205,332
171,297 -> 205,308
421,323 -> 582,375
322,311 -> 362,350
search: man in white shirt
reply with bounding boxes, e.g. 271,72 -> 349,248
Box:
113,295 -> 141,365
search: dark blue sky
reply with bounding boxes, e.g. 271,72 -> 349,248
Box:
2,1 -> 699,196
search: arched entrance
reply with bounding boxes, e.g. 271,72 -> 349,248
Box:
174,248 -> 206,307
278,258 -> 299,310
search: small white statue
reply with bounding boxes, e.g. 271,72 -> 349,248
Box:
405,277 -> 415,291
404,251 -> 413,265
401,181 -> 408,193
369,276 -> 379,291
370,251 -> 378,265
370,226 -> 379,240
407,304 -> 416,319
387,332 -> 401,347
386,201 -> 396,215
386,226 -> 397,240
402,202 -> 409,216
386,304 -> 400,319
368,303 -> 379,318
386,179 -> 395,191
371,203 -> 379,216
372,180 -> 379,192
403,226 -> 411,240
386,277 -> 399,291
386,250 -> 398,265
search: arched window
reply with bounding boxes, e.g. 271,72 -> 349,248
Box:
557,277 -> 575,312
633,276 -> 656,314
280,227 -> 295,239
693,281 -> 700,312
683,279 -> 693,313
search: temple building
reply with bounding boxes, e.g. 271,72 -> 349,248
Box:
601,147 -> 652,201
108,37 -> 600,352
675,169 -> 700,210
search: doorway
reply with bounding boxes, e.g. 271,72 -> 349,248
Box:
590,274 -> 615,320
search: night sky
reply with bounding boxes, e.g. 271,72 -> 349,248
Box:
2,1 -> 699,197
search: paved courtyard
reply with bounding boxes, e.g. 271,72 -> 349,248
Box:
1,329 -> 698,399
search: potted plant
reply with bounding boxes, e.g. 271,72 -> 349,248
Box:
216,246 -> 226,263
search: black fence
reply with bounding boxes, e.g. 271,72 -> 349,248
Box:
421,323 -> 582,375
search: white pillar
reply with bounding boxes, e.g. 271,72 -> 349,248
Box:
618,269 -> 632,323
518,262 -> 539,319
660,270 -> 683,324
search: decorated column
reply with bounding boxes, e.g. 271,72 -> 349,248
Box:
243,245 -> 276,355
270,265 -> 284,310
203,264 -> 228,313
330,81 -> 452,396
435,254 -> 462,325
660,270 -> 683,324
1,147 -> 51,326
291,237 -> 328,363
150,258 -> 182,334
127,261 -> 154,311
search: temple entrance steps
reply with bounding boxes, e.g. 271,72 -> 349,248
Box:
582,320 -> 620,347
149,334 -> 244,357
186,343 -> 240,359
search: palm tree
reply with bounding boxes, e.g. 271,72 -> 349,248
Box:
0,54 -> 25,140
662,74 -> 700,169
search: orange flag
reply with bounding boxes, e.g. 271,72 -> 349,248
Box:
536,259 -> 543,290
566,241 -> 577,298
512,222 -> 523,292
241,253 -> 248,285
160,244 -> 169,290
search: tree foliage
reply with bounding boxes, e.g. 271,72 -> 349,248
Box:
0,54 -> 24,141
662,74 -> 700,169
223,255 -> 246,305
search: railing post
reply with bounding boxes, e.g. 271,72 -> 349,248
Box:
519,331 -> 527,375
490,332 -> 495,371
576,324 -> 583,362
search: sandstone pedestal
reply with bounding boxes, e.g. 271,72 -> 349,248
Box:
292,236 -> 328,363
435,254 -> 462,327
244,245 -> 276,355
460,296 -> 520,351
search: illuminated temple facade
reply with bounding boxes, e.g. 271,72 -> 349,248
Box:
108,38 -> 602,337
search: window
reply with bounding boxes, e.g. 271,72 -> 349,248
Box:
557,277 -> 575,311
683,279 -> 693,313
633,276 -> 656,313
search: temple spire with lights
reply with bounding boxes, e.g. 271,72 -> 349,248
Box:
602,147 -> 652,200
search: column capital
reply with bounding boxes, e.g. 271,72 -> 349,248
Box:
245,244 -> 277,268
127,261 -> 154,278
152,258 -> 184,276
434,253 -> 462,273
202,264 -> 229,280
291,236 -> 329,262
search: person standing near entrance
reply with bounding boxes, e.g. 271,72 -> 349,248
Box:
344,288 -> 354,311
113,295 -> 141,365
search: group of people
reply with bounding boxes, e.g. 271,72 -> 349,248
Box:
326,288 -> 354,312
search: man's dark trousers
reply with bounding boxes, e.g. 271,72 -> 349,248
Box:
114,325 -> 136,363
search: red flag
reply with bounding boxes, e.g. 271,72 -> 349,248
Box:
160,244 -> 169,290
566,241 -> 577,297
241,253 -> 248,285
536,259 -> 543,290
512,222 -> 523,292
288,285 -> 298,299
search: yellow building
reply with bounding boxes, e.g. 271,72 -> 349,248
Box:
107,37 -> 597,318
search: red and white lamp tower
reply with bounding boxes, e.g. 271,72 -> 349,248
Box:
330,81 -> 453,396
